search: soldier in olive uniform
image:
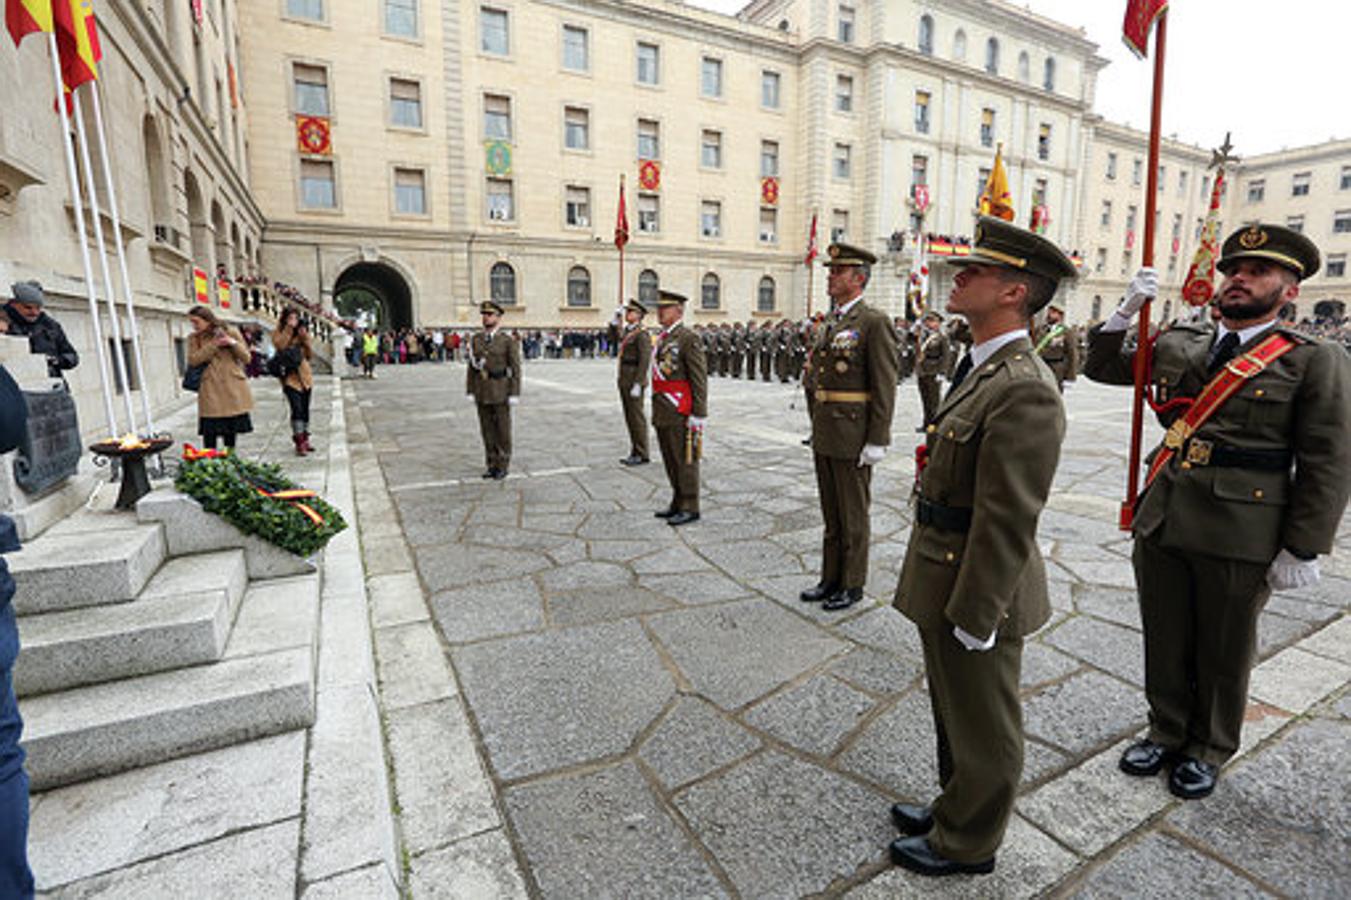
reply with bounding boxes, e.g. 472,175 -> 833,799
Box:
1034,302 -> 1079,392
760,321 -> 775,381
799,244 -> 899,611
774,320 -> 793,382
610,298 -> 652,466
729,323 -> 745,378
915,310 -> 950,429
744,319 -> 760,380
890,218 -> 1076,877
1085,225 -> 1351,800
465,300 -> 522,479
651,291 -> 708,527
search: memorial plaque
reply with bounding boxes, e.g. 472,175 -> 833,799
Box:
13,389 -> 81,496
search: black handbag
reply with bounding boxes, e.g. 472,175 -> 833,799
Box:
182,362 -> 207,392
266,346 -> 302,378
0,364 -> 29,453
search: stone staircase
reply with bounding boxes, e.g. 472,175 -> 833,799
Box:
8,491 -> 321,791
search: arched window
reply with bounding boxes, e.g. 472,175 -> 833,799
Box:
952,29 -> 966,61
917,15 -> 934,55
638,269 -> 659,306
985,38 -> 999,74
566,265 -> 591,307
757,276 -> 776,313
142,116 -> 170,227
490,261 -> 516,304
1043,57 -> 1056,92
1017,51 -> 1030,82
701,272 -> 720,310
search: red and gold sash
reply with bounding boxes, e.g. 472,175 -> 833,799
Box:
1143,332 -> 1296,491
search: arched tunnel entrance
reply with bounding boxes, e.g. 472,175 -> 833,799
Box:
334,262 -> 414,331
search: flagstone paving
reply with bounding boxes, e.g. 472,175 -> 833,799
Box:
343,358 -> 1348,898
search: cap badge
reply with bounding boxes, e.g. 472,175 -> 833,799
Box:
1239,226 -> 1268,249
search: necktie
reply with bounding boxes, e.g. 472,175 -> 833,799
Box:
947,354 -> 973,398
1207,332 -> 1240,374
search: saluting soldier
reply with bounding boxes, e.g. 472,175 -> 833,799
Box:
651,290 -> 708,526
1085,225 -> 1351,800
610,298 -> 652,466
799,243 -> 898,611
465,300 -> 522,479
889,218 -> 1076,877
1034,301 -> 1079,392
915,310 -> 950,429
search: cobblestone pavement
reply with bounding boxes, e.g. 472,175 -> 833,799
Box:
350,358 -> 1349,899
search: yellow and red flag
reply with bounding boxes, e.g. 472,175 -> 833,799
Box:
193,267 -> 209,304
53,0 -> 100,93
614,175 -> 630,251
1181,168 -> 1225,306
6,0 -> 52,46
804,212 -> 818,265
978,144 -> 1014,222
1123,0 -> 1168,59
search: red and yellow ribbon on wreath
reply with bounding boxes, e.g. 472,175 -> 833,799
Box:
255,487 -> 325,527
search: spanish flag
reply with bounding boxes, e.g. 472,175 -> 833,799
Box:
978,143 -> 1015,222
54,0 -> 100,93
6,0 -> 52,46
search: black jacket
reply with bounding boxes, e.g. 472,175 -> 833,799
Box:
4,301 -> 79,376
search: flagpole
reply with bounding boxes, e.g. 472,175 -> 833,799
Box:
46,32 -> 118,438
618,175 -> 625,309
71,87 -> 137,435
88,85 -> 155,437
1121,11 -> 1167,531
806,209 -> 816,318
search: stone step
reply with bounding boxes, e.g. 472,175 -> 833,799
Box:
8,523 -> 166,615
136,490 -> 316,579
13,550 -> 249,698
20,644 -> 316,791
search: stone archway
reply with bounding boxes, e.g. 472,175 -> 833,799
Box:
1313,299 -> 1345,320
334,262 -> 414,330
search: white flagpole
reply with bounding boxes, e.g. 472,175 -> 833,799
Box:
70,87 -> 137,434
88,85 -> 155,436
46,33 -> 119,438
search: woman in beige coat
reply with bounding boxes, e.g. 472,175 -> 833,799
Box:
272,308 -> 315,455
187,306 -> 253,450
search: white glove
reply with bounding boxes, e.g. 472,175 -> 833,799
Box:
687,416 -> 706,432
1118,267 -> 1158,318
1267,549 -> 1320,591
953,625 -> 996,652
507,396 -> 519,407
857,444 -> 887,467
612,306 -> 624,324
629,384 -> 642,398
465,394 -> 475,403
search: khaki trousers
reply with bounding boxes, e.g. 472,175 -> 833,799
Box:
476,402 -> 512,471
619,385 -> 650,460
656,424 -> 699,513
813,453 -> 872,588
918,375 -> 942,425
1133,533 -> 1270,765
921,627 -> 1024,863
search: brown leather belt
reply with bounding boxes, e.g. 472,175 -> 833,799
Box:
815,390 -> 870,403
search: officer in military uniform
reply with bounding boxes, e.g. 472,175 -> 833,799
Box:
729,322 -> 745,378
651,291 -> 708,526
1034,301 -> 1078,392
1084,224 -> 1350,800
610,298 -> 652,466
890,218 -> 1076,877
760,321 -> 775,381
744,320 -> 760,380
799,244 -> 898,612
774,320 -> 792,382
915,310 -> 949,429
465,300 -> 522,479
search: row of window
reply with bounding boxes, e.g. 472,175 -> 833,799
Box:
1090,245 -> 1348,280
1247,168 -> 1351,202
913,92 -> 1055,160
299,161 -> 428,215
1105,152 -> 1224,202
1098,201 -> 1351,240
487,263 -> 780,312
914,13 -> 1058,91
286,0 -> 420,39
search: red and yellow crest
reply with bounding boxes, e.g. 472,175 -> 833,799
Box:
296,115 -> 332,155
638,159 -> 661,191
760,176 -> 780,206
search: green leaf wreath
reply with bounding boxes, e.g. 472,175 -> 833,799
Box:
175,454 -> 347,557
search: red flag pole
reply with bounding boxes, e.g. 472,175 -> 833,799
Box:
1121,12 -> 1167,531
617,174 -> 625,308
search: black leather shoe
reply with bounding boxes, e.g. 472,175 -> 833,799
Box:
666,511 -> 700,527
654,507 -> 676,519
492,469 -> 508,480
1119,739 -> 1175,777
801,437 -> 812,446
799,582 -> 838,603
1168,757 -> 1218,800
823,587 -> 863,611
481,468 -> 497,479
889,836 -> 994,877
620,455 -> 649,466
890,803 -> 934,835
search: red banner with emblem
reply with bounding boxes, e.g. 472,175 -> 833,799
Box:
638,159 -> 660,191
1182,168 -> 1226,306
760,176 -> 779,206
192,267 -> 209,304
296,115 -> 331,155
1122,0 -> 1167,58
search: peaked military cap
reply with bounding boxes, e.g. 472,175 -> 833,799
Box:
10,280 -> 46,307
946,217 -> 1078,283
922,309 -> 943,322
1217,223 -> 1320,281
624,297 -> 648,316
822,242 -> 877,267
655,289 -> 688,307
479,299 -> 505,315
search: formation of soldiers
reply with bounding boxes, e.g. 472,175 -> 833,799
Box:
692,319 -> 814,384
